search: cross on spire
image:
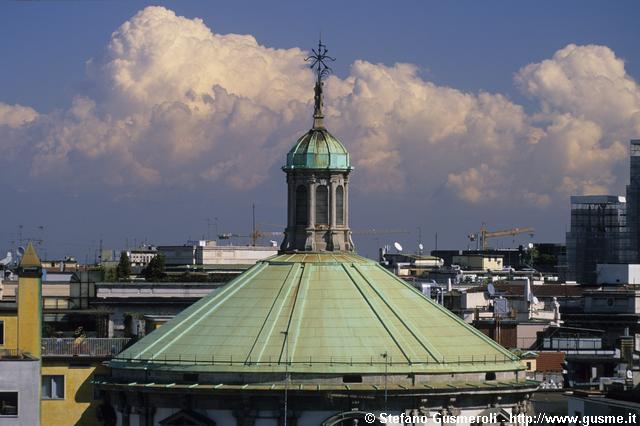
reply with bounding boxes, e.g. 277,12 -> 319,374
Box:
305,39 -> 335,128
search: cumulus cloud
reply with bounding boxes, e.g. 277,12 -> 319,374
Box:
1,6 -> 639,208
516,44 -> 640,131
0,103 -> 38,128
441,43 -> 640,206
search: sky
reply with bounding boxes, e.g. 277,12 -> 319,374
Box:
1,1 -> 640,260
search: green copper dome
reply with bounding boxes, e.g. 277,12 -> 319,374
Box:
110,253 -> 521,375
285,127 -> 350,170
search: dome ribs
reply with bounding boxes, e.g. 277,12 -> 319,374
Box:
277,262 -> 313,364
126,262 -> 269,361
341,263 -> 413,364
244,263 -> 302,365
351,263 -> 444,363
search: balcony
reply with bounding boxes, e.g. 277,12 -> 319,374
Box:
0,349 -> 38,360
41,338 -> 131,358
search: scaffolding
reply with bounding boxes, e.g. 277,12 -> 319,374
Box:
625,139 -> 640,264
566,195 -> 631,284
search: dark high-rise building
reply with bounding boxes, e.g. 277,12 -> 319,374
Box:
566,195 -> 629,284
566,140 -> 640,284
626,139 -> 640,262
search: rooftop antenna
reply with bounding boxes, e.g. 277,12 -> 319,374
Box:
251,203 -> 256,246
205,218 -> 213,240
37,225 -> 47,260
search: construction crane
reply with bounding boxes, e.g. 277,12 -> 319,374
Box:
217,218 -> 288,246
249,225 -> 410,237
218,229 -> 283,247
351,229 -> 410,236
219,227 -> 410,246
468,223 -> 534,250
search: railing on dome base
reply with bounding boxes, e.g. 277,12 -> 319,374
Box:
41,338 -> 132,358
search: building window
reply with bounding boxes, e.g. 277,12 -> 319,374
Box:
485,372 -> 496,381
316,185 -> 328,225
0,392 -> 18,416
526,361 -> 532,370
295,185 -> 308,226
42,375 -> 64,400
336,185 -> 344,225
0,320 -> 4,345
342,375 -> 362,383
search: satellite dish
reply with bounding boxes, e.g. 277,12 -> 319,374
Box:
418,243 -> 424,251
487,283 -> 495,296
0,252 -> 11,266
627,370 -> 633,379
393,242 -> 403,252
17,246 -> 25,256
528,242 -> 534,249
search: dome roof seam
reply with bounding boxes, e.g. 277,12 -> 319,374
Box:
245,262 -> 302,364
341,263 -> 412,363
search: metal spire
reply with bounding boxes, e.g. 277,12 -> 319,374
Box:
305,39 -> 335,128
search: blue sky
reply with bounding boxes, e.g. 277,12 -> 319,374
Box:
1,1 -> 639,260
2,1 -> 639,112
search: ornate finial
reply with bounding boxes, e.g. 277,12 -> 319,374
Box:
305,39 -> 335,128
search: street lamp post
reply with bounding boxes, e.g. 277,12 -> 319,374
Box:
381,351 -> 388,409
281,331 -> 289,426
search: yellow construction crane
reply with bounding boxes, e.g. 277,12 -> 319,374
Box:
351,229 -> 410,236
468,223 -> 534,250
218,224 -> 283,247
219,227 -> 410,246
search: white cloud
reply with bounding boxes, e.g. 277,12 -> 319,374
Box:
446,164 -> 502,204
1,6 -> 638,209
516,44 -> 640,130
99,6 -> 311,115
0,103 -> 38,128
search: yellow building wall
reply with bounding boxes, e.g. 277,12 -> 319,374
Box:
41,362 -> 107,426
521,358 -> 537,372
18,276 -> 42,357
0,313 -> 18,349
452,255 -> 503,271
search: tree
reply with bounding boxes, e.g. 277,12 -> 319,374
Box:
143,252 -> 165,281
116,251 -> 131,281
103,266 -> 118,282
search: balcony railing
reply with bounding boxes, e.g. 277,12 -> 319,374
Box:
42,338 -> 131,358
0,349 -> 37,360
